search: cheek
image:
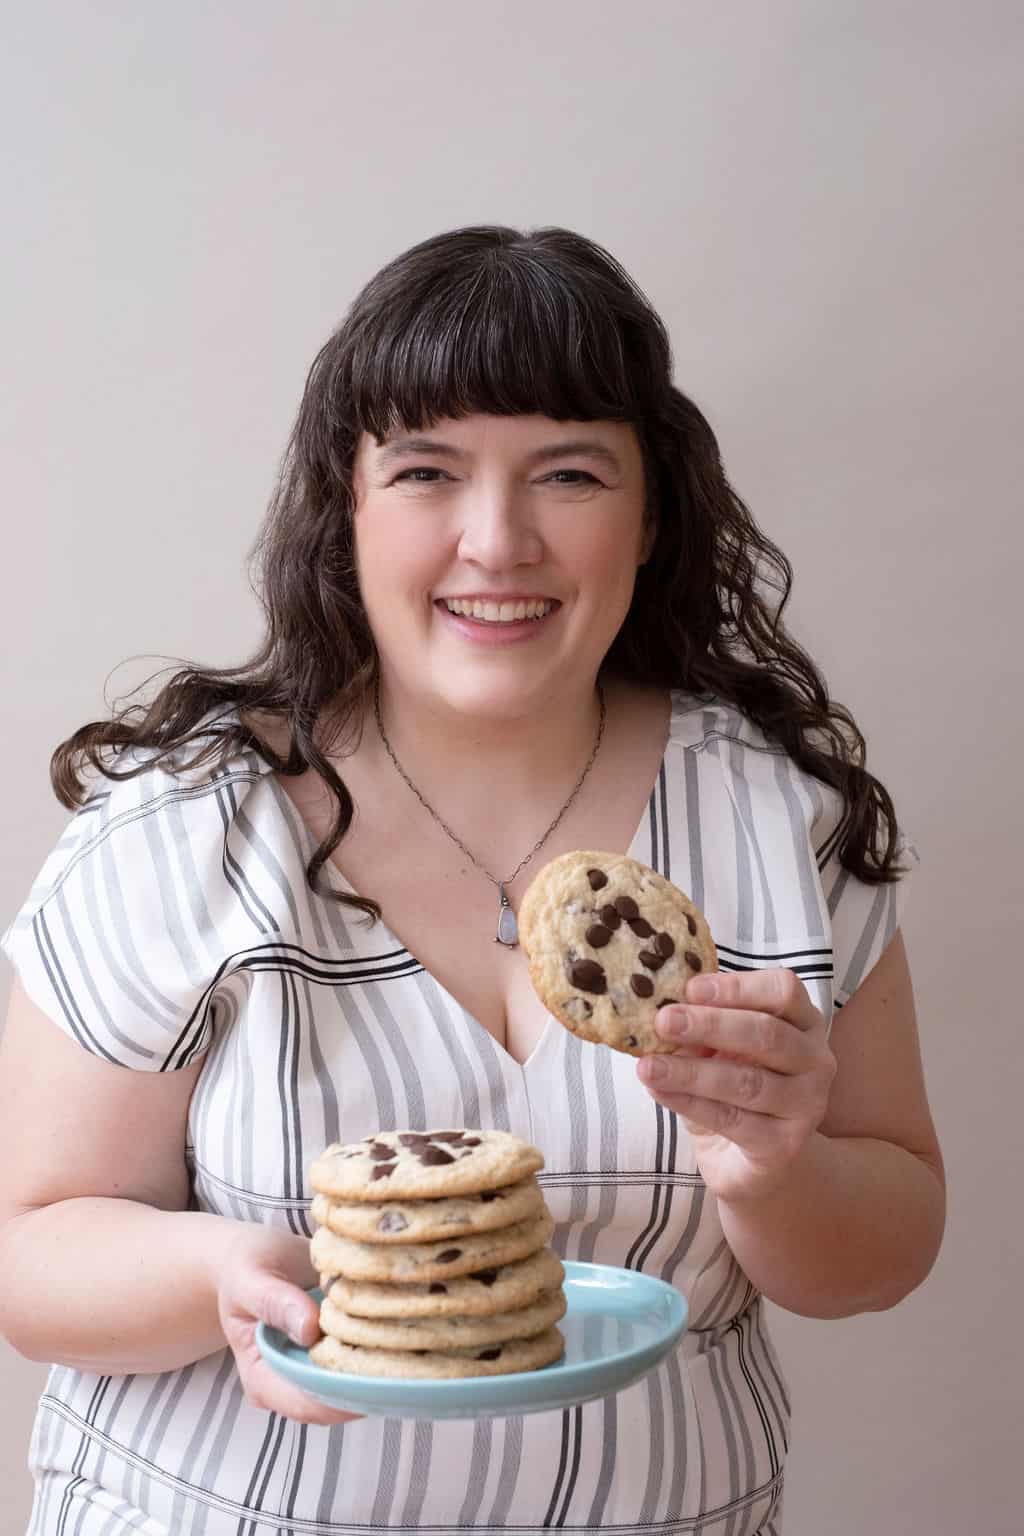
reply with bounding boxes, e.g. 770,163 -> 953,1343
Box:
574,522 -> 646,601
355,513 -> 445,602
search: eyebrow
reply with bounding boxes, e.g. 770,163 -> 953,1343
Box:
375,435 -> 624,472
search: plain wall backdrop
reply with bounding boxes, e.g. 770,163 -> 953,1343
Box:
2,2 -> 1021,1531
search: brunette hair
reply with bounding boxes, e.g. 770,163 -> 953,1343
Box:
53,224 -> 906,918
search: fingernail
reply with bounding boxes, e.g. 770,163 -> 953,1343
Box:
286,1307 -> 308,1342
688,975 -> 718,1002
657,1006 -> 689,1038
640,1055 -> 668,1083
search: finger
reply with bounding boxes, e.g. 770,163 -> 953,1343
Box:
227,1310 -> 363,1426
685,968 -> 821,1030
243,1356 -> 364,1425
223,1269 -> 321,1349
655,1003 -> 821,1072
638,1050 -> 816,1120
640,1088 -> 778,1152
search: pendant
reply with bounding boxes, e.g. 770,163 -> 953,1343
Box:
495,883 -> 518,946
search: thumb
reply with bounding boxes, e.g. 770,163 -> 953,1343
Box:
230,1269 -> 322,1348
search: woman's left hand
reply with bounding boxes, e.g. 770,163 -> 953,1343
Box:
636,968 -> 837,1204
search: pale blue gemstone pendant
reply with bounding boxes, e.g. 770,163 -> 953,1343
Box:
495,884 -> 518,946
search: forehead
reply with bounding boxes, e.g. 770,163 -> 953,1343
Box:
357,413 -> 641,469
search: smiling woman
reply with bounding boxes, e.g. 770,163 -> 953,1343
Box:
0,225 -> 943,1536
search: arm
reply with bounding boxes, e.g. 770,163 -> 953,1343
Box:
637,931 -> 945,1318
0,977 -> 355,1422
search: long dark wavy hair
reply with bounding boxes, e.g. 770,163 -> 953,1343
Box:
53,224 -> 906,918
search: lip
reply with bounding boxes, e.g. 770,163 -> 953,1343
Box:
435,594 -> 558,604
435,597 -> 561,646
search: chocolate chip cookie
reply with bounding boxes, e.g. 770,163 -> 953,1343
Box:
309,1175 -> 544,1245
310,1209 -> 555,1284
518,849 -> 718,1056
318,1287 -> 567,1352
309,1326 -> 565,1379
310,1129 -> 544,1202
320,1246 -> 566,1319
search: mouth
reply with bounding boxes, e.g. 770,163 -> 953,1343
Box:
440,597 -> 557,624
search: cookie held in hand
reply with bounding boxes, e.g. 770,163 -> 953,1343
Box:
518,850 -> 718,1056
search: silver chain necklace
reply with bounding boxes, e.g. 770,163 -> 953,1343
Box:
373,679 -> 607,946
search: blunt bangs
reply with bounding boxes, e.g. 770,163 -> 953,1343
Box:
343,227 -> 673,442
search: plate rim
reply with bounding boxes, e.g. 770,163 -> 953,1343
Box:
256,1259 -> 688,1406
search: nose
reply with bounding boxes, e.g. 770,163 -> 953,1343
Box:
455,482 -> 543,570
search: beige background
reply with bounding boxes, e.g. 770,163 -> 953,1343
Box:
2,2 -> 1020,1530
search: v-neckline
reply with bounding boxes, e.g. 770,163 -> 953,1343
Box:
266,700 -> 673,1073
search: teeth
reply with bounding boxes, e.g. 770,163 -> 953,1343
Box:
444,598 -> 552,622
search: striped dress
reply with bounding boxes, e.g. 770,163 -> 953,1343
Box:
2,691 -> 915,1535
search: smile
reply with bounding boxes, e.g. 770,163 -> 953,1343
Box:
442,598 -> 556,623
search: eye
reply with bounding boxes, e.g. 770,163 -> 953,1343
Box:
392,467 -> 451,484
544,470 -> 601,485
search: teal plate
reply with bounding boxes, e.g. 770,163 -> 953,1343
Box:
256,1261 -> 687,1420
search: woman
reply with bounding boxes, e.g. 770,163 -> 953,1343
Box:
0,225 -> 944,1534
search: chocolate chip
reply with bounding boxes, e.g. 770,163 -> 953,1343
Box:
626,1034 -> 638,1047
431,1131 -> 469,1143
628,917 -> 654,938
684,950 -> 703,971
563,996 -> 593,1023
398,1132 -> 430,1146
630,974 -> 654,998
368,1141 -> 396,1161
686,913 -> 697,936
435,1248 -> 463,1263
463,1137 -> 481,1147
614,895 -> 639,920
598,904 -> 622,930
587,868 -> 608,890
569,959 -> 607,994
654,931 -> 675,958
428,1282 -> 448,1293
377,1209 -> 409,1233
370,1162 -> 397,1180
475,1268 -> 499,1286
638,948 -> 666,971
586,923 -> 613,948
419,1146 -> 456,1165
477,1347 -> 503,1360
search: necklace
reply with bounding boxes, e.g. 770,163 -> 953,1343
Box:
373,679 -> 607,946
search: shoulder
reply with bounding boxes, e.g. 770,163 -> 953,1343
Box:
666,690 -> 785,757
15,719 -> 276,927
665,689 -> 848,843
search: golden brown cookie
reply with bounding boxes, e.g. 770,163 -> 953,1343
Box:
309,1176 -> 544,1244
320,1246 -> 566,1318
318,1288 -> 567,1352
310,1210 -> 555,1284
310,1129 -> 543,1202
309,1326 -> 565,1378
518,850 -> 718,1056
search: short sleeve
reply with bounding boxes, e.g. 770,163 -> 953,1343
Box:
2,756 -> 260,1071
815,795 -> 920,1011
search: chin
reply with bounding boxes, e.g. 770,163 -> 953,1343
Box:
429,674 -> 555,722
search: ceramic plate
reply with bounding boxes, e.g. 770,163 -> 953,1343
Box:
256,1261 -> 687,1420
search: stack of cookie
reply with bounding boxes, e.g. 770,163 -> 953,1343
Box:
307,1129 -> 566,1378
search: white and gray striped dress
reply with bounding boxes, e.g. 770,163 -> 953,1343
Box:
3,692 -> 915,1536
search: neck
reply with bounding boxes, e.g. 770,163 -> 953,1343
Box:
368,675 -> 607,843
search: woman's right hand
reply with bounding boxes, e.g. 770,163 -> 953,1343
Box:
217,1223 -> 364,1426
